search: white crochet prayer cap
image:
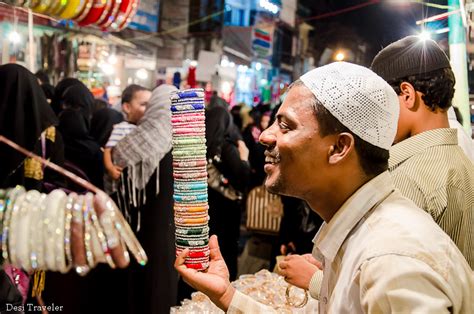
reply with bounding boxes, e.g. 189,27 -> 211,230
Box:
300,62 -> 399,150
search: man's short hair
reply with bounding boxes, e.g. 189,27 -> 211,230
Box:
387,68 -> 455,111
122,84 -> 149,104
291,80 -> 389,176
371,35 -> 454,111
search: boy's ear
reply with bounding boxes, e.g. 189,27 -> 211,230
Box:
399,82 -> 417,111
122,102 -> 130,114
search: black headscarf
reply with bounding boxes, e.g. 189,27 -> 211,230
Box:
61,83 -> 94,129
0,63 -> 58,187
40,83 -> 55,103
90,107 -> 124,147
58,84 -> 104,188
51,78 -> 83,115
205,105 -> 233,159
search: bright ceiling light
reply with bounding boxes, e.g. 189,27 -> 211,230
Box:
418,31 -> 431,41
8,31 -> 21,44
335,52 -> 345,62
136,68 -> 148,80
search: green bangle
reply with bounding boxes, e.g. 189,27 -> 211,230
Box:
175,238 -> 209,247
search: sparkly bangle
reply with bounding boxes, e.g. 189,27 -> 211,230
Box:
8,191 -> 28,267
174,182 -> 208,191
170,90 -> 205,100
175,226 -> 209,236
54,191 -> 68,273
71,195 -> 89,276
175,238 -> 209,247
83,193 -> 95,268
2,186 -> 25,263
87,193 -> 115,269
285,285 -> 309,308
0,189 -> 9,231
175,216 -> 209,225
63,193 -> 76,272
171,114 -> 205,123
173,160 -> 207,168
16,190 -> 40,270
171,104 -> 205,112
44,190 -> 67,271
173,194 -> 208,202
185,262 -> 209,270
99,192 -> 147,266
31,193 -> 47,270
175,249 -> 210,258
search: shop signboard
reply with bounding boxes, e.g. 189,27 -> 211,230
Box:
128,0 -> 160,32
252,21 -> 274,60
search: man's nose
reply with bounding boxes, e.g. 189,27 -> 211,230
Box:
259,126 -> 276,148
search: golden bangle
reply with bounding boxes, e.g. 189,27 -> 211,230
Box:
285,285 -> 309,308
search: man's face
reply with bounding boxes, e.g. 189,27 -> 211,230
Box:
123,90 -> 151,123
259,85 -> 332,198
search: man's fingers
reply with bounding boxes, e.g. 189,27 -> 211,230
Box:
175,248 -> 189,269
209,235 -> 224,261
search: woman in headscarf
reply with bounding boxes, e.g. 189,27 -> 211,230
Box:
206,105 -> 251,280
51,78 -> 83,115
0,63 -> 65,311
58,83 -> 104,188
110,84 -> 178,314
0,63 -> 64,191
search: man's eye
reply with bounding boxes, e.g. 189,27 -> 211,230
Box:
279,122 -> 289,130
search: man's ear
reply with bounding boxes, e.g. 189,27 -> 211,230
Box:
328,133 -> 354,165
399,82 -> 417,111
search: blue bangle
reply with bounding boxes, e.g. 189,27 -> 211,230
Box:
173,194 -> 208,202
171,104 -> 205,111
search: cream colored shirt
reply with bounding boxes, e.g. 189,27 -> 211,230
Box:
228,172 -> 474,313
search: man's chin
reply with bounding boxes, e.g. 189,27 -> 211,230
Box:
264,176 -> 283,194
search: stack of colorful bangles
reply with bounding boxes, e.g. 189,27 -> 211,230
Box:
170,88 -> 210,271
4,0 -> 138,32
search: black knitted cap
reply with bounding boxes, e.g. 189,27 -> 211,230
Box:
371,35 -> 451,82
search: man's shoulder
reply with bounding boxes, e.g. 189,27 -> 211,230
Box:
390,145 -> 473,192
348,192 -> 459,271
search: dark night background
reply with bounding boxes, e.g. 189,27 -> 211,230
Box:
299,0 -> 449,66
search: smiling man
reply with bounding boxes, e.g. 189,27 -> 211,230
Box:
175,62 -> 473,313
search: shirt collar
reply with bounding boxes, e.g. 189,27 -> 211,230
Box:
313,171 -> 395,262
389,128 -> 458,169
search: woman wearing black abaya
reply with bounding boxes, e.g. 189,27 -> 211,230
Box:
206,105 -> 251,280
0,63 -> 65,191
90,107 -> 124,147
51,77 -> 83,115
58,84 -> 104,188
0,63 -> 65,311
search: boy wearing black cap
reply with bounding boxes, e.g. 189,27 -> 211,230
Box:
371,35 -> 474,268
